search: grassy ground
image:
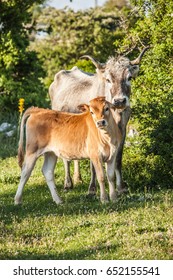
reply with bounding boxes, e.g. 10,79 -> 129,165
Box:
0,155 -> 173,260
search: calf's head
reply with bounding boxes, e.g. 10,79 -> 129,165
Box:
81,47 -> 149,109
78,96 -> 123,131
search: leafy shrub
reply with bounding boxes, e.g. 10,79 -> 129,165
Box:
0,0 -> 48,113
119,0 -> 173,189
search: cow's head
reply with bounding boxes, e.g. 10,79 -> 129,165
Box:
81,47 -> 149,109
78,96 -> 125,131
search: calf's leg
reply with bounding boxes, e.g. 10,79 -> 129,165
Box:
105,158 -> 116,201
88,161 -> 97,195
92,158 -> 108,203
63,159 -> 73,190
73,160 -> 82,184
42,152 -> 62,204
15,153 -> 37,205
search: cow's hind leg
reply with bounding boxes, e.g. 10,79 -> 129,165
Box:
63,159 -> 73,190
14,153 -> 37,205
42,152 -> 62,204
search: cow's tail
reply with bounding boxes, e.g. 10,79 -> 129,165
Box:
18,107 -> 40,168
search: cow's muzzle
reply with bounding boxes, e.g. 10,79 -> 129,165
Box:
113,98 -> 127,109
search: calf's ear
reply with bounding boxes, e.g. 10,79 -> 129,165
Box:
77,104 -> 89,112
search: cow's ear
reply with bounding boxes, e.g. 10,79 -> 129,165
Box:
131,65 -> 140,77
77,104 -> 89,112
109,103 -> 117,111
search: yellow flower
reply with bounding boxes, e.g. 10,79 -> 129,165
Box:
18,98 -> 25,114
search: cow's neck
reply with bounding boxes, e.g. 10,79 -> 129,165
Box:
113,107 -> 131,133
93,74 -> 106,98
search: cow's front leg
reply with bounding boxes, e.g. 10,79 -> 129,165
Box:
115,142 -> 128,194
88,161 -> 97,195
73,160 -> 82,184
63,159 -> 73,190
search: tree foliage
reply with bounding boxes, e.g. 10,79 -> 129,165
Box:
0,0 -> 47,112
30,6 -> 125,87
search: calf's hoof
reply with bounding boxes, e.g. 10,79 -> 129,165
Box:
54,198 -> 63,205
110,194 -> 117,202
88,183 -> 97,195
73,175 -> 83,185
14,197 -> 22,205
101,196 -> 109,204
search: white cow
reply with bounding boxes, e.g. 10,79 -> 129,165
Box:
49,47 -> 149,194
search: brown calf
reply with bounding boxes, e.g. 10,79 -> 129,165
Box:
15,97 -> 123,205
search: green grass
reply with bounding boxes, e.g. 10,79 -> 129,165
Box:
0,155 -> 173,260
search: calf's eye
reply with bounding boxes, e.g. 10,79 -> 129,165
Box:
106,78 -> 111,83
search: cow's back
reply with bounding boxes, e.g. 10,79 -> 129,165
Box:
49,66 -> 104,113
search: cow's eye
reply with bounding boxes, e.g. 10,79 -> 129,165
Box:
90,111 -> 94,115
127,75 -> 132,81
106,78 -> 111,83
105,107 -> 109,112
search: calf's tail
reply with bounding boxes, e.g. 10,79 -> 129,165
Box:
18,107 -> 40,168
18,109 -> 30,168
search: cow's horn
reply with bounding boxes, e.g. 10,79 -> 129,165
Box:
130,46 -> 150,65
80,55 -> 105,69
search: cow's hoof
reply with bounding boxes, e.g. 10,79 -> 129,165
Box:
64,179 -> 73,191
86,193 -> 97,200
118,188 -> 129,195
117,182 -> 129,195
88,183 -> 97,195
87,187 -> 97,195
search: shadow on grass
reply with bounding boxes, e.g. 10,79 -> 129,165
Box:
0,180 -> 168,224
0,243 -> 119,260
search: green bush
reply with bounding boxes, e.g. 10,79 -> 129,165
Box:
119,0 -> 173,189
0,0 -> 48,113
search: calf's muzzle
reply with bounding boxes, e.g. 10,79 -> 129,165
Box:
96,119 -> 107,128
